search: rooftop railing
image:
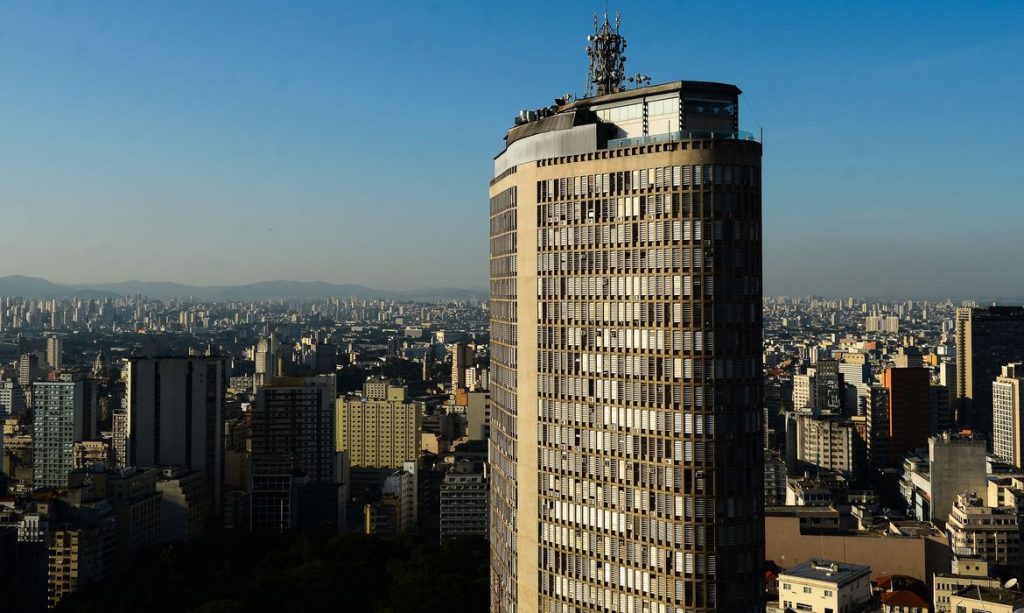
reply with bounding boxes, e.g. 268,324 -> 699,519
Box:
608,129 -> 758,149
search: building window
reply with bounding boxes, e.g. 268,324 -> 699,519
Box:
802,586 -> 812,594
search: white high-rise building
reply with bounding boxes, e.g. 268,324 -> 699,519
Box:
993,362 -> 1024,469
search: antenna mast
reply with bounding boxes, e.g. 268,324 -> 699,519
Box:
585,11 -> 628,97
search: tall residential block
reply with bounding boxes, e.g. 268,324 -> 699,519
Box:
253,375 -> 337,482
946,492 -> 1021,568
46,335 -> 63,371
125,357 -> 225,510
992,363 -> 1024,469
955,306 -> 1024,438
883,367 -> 931,462
363,461 -> 417,536
32,380 -> 85,488
336,378 -> 421,469
488,16 -> 763,612
251,375 -> 339,529
865,385 -> 891,467
253,334 -> 279,391
814,359 -> 845,414
46,499 -> 116,608
792,373 -> 816,410
793,413 -> 858,478
440,460 -> 489,540
450,342 -> 474,391
0,377 -> 26,417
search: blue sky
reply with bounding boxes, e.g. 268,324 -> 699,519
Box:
1,1 -> 1022,296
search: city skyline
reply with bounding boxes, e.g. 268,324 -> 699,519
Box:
7,4 -> 1024,611
2,2 -> 1023,295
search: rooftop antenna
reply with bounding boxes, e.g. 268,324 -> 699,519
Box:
585,10 -> 628,97
627,72 -> 651,88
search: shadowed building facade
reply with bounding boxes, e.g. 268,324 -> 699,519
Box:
955,306 -> 1024,440
489,15 -> 763,613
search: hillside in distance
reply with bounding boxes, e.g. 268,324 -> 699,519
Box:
0,275 -> 485,301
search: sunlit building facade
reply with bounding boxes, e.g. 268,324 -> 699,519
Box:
488,19 -> 764,612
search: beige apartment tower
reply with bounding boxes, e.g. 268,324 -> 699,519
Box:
336,378 -> 421,468
489,16 -> 763,613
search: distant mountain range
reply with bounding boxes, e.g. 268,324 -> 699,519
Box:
0,275 -> 486,301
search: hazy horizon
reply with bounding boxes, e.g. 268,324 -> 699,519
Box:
4,273 -> 1024,303
2,1 -> 1022,296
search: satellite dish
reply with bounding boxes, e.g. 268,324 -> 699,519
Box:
1005,578 -> 1019,590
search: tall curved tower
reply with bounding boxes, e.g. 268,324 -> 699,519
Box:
489,16 -> 764,613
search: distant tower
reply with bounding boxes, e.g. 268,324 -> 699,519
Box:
450,343 -> 473,391
46,335 -> 63,371
92,352 -> 106,377
422,345 -> 435,382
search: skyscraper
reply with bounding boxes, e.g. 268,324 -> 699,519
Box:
124,356 -> 225,511
955,306 -> 1024,439
488,16 -> 763,612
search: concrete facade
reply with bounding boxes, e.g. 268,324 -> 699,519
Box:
490,77 -> 763,612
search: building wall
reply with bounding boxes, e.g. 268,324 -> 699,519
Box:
765,515 -> 950,588
336,384 -> 420,469
797,414 -> 856,476
466,391 -> 490,441
126,357 -> 224,510
955,307 -> 1024,437
440,466 -> 488,539
778,569 -> 870,613
929,434 -> 988,524
156,471 -> 210,542
32,380 -> 83,489
253,376 -> 336,482
884,367 -> 931,461
489,177 -> 521,613
992,368 -> 1023,469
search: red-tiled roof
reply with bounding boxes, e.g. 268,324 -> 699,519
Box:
881,590 -> 928,608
